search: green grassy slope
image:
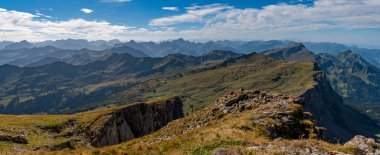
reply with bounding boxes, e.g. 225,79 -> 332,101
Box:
110,53 -> 317,114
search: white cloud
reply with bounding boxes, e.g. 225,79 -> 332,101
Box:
0,8 -> 131,41
35,10 -> 53,19
80,8 -> 93,14
150,4 -> 232,26
150,0 -> 380,32
101,0 -> 131,3
162,7 -> 179,11
1,0 -> 380,45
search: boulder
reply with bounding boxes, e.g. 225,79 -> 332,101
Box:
212,148 -> 241,155
344,135 -> 380,155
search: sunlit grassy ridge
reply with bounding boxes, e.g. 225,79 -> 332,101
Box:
137,54 -> 316,114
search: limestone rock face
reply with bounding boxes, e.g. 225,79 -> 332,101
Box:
90,97 -> 184,147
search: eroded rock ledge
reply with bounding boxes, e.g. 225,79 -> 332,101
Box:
88,97 -> 184,147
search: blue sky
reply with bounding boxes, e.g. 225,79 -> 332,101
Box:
0,0 -> 380,47
0,0 -> 313,27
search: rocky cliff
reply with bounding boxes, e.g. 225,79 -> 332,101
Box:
0,97 -> 184,153
301,71 -> 380,143
88,97 -> 184,147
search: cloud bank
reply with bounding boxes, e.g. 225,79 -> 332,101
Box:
150,1 -> 380,31
0,0 -> 380,44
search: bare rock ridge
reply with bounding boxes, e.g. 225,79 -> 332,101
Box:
89,97 -> 184,147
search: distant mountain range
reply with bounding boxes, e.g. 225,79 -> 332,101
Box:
1,39 -> 122,51
114,38 -> 239,57
2,38 -> 380,69
0,45 -> 148,67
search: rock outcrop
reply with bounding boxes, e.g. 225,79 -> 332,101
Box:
343,135 -> 380,155
209,89 -> 324,140
89,97 -> 184,147
0,135 -> 28,144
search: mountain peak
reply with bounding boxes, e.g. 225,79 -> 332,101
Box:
342,50 -> 354,55
200,50 -> 242,61
19,40 -> 30,44
172,38 -> 188,44
2,40 -> 34,50
106,45 -> 149,57
175,38 -> 185,42
288,42 -> 306,49
332,50 -> 380,74
262,43 -> 316,62
338,50 -> 361,59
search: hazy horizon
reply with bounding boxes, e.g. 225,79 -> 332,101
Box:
2,38 -> 380,50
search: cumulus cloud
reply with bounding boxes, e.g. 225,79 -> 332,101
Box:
150,0 -> 380,32
162,7 -> 179,11
0,8 -> 131,41
80,8 -> 93,14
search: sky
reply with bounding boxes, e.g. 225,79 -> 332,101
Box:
0,0 -> 380,47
